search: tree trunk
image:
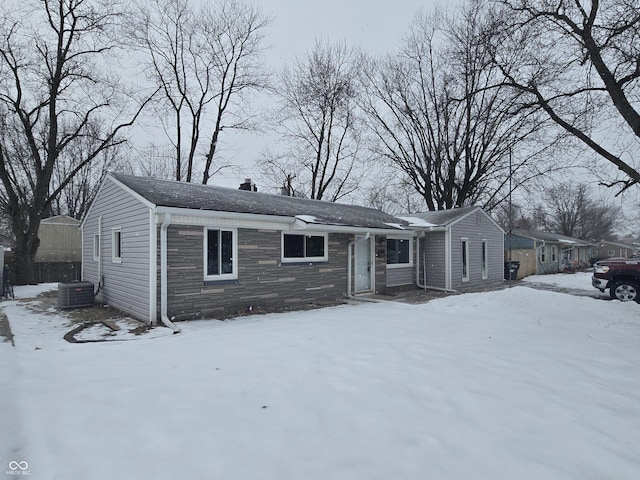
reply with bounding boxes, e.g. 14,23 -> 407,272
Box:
11,217 -> 41,285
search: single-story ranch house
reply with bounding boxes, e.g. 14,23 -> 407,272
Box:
504,229 -> 593,278
81,174 -> 504,325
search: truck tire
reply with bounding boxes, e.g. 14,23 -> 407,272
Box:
609,280 -> 639,302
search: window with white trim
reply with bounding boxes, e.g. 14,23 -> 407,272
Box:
386,237 -> 412,267
112,228 -> 122,263
462,238 -> 469,282
481,239 -> 488,280
282,233 -> 328,262
540,247 -> 546,263
93,233 -> 100,261
551,246 -> 557,262
204,228 -> 237,280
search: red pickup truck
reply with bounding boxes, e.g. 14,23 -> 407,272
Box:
592,257 -> 640,302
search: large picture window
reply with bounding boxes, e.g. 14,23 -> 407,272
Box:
386,237 -> 412,267
282,233 -> 327,262
205,228 -> 237,280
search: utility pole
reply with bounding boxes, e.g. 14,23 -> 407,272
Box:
508,147 -> 513,285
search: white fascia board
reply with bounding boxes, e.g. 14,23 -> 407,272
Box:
156,206 -> 295,230
81,175 -> 157,230
445,207 -> 476,228
79,176 -> 109,230
405,225 -> 448,233
107,174 -> 157,209
289,222 -> 408,235
156,206 -> 408,235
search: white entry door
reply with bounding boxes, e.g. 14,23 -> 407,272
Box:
354,236 -> 372,293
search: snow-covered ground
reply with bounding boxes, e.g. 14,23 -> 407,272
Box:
1,284 -> 639,480
521,271 -> 595,292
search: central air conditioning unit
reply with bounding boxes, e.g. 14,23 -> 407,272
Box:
58,282 -> 95,309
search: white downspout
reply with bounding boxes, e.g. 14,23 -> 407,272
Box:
347,232 -> 380,303
160,213 -> 181,333
415,232 -> 457,293
97,215 -> 102,283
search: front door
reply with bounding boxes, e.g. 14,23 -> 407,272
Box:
354,236 -> 372,293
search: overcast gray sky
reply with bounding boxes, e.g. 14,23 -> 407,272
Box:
262,0 -> 439,66
217,0 -> 447,189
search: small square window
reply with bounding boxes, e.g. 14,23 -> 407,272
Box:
386,238 -> 412,266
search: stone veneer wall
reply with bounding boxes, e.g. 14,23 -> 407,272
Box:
159,226 -> 356,320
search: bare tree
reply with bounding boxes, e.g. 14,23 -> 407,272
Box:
0,0 -> 153,284
257,40 -> 363,201
49,131 -> 126,219
358,2 -> 557,212
546,182 -> 619,240
134,0 -> 271,183
489,0 -> 640,194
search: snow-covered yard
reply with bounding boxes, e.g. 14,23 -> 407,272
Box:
1,280 -> 639,480
521,271 -> 598,292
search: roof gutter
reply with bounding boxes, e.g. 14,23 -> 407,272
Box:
156,205 -> 298,225
155,206 -> 408,235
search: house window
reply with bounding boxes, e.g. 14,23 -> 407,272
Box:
540,247 -> 546,263
204,228 -> 237,280
551,246 -> 557,262
282,233 -> 328,262
93,233 -> 100,261
607,250 -> 614,257
386,237 -> 412,267
462,238 -> 469,282
481,240 -> 488,280
112,228 -> 122,263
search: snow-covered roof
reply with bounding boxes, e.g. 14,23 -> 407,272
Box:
397,216 -> 438,228
111,173 -> 409,231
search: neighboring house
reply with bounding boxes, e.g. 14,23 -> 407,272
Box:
504,229 -> 593,278
591,240 -> 636,261
397,207 -> 505,292
35,215 -> 82,282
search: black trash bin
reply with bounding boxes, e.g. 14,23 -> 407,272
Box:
504,261 -> 520,280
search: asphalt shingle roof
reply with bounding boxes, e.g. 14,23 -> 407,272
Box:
111,173 -> 408,231
511,228 -> 592,245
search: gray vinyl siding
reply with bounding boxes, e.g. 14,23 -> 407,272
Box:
418,232 -> 447,289
386,267 -> 413,286
158,227 -> 353,320
450,211 -> 504,290
82,179 -> 151,320
536,242 -> 561,274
